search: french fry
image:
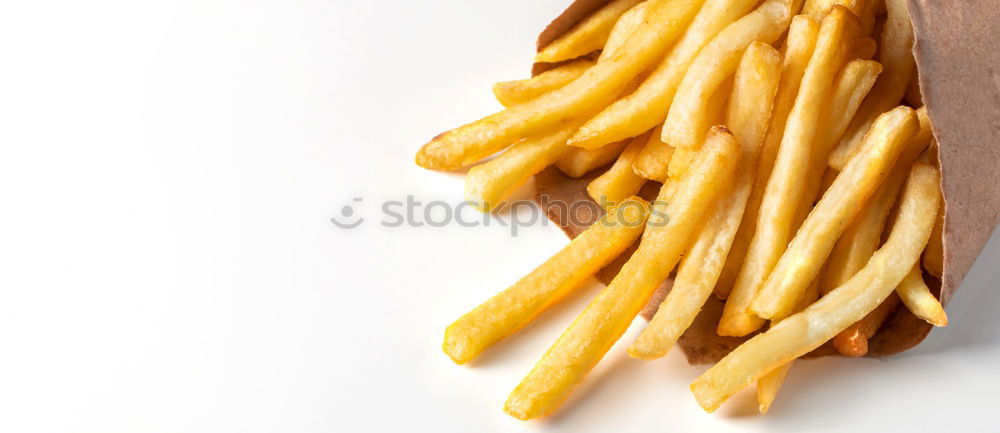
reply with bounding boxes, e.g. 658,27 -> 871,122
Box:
556,139 -> 629,178
821,107 -> 932,294
923,205 -> 944,278
715,15 -> 820,299
493,60 -> 595,107
828,0 -> 915,170
833,293 -> 900,356
849,36 -> 877,60
535,0 -> 644,64
660,0 -> 797,150
569,0 -> 761,149
416,0 -> 705,171
588,133 -> 649,209
751,106 -> 919,320
443,197 -> 651,364
719,9 -> 857,334
897,264 -> 949,326
505,128 -> 740,420
667,148 -> 697,179
599,1 -> 650,62
628,43 -> 782,360
692,163 -> 941,412
755,277 -> 820,414
792,58 -> 882,227
632,125 -> 673,182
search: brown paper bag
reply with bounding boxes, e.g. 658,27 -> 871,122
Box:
532,0 -> 1000,363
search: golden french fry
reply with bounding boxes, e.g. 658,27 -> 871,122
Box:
667,147 -> 697,179
756,277 -> 820,414
751,106 -> 919,320
804,0 -> 875,32
833,293 -> 900,357
660,0 -> 797,150
505,128 -> 740,420
416,0 -> 705,171
535,0 -> 643,63
821,107 -> 932,293
556,139 -> 629,178
828,0 -> 915,170
719,9 -> 857,334
897,265 -> 948,326
493,60 -> 595,107
792,58 -> 882,227
692,163 -> 941,413
923,204 -> 944,278
442,197 -> 651,364
465,123 -> 580,211
628,43 -> 782,360
588,134 -> 649,209
599,1 -> 650,62
632,125 -> 673,182
715,15 -> 820,299
569,0 -> 761,149
849,36 -> 877,60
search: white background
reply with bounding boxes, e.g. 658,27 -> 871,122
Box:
1,1 -> 998,432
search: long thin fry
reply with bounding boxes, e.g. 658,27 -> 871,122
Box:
751,106 -> 919,320
505,128 -> 740,420
466,123 -> 581,211
569,0 -> 761,149
493,60 -> 595,108
417,0 -> 705,171
535,0 -> 645,64
628,42 -> 782,360
588,134 -> 649,209
599,1 -> 651,62
692,163 -> 941,413
719,8 -> 857,335
828,0 -> 915,170
715,15 -> 820,299
833,293 -> 900,356
897,264 -> 948,326
660,0 -> 798,150
923,205 -> 944,278
443,197 -> 651,364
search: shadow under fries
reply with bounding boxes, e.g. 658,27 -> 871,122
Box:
909,226 -> 1000,355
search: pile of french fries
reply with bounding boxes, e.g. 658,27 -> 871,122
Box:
421,0 -> 947,419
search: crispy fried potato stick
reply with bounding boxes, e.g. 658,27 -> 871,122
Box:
416,0 -> 705,171
751,106 -> 919,320
535,0 -> 644,64
719,9 -> 857,334
715,15 -> 819,299
628,44 -> 781,360
756,277 -> 820,414
493,60 -> 595,107
505,128 -> 740,420
923,205 -> 944,278
588,134 -> 649,209
667,148 -> 697,179
632,125 -> 673,182
828,0 -> 915,170
443,197 -> 651,364
793,59 -> 882,224
692,163 -> 941,412
821,107 -> 931,293
570,0 -> 761,149
660,0 -> 798,150
556,139 -> 629,178
599,1 -> 650,62
833,293 -> 900,356
897,264 -> 948,326
804,0 -> 875,33
465,123 -> 582,211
